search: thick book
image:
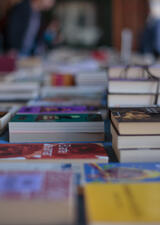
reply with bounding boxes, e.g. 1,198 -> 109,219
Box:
0,171 -> 75,225
84,162 -> 160,183
108,93 -> 155,108
85,182 -> 160,224
116,148 -> 160,163
0,143 -> 108,163
109,78 -> 157,94
17,106 -> 101,114
111,124 -> 160,150
111,107 -> 160,135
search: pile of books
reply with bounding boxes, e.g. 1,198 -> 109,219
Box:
108,65 -> 160,107
110,107 -> 160,162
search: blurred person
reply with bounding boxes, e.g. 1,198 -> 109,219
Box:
140,0 -> 160,57
3,0 -> 55,56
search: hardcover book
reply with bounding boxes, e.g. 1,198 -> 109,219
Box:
84,163 -> 160,183
0,171 -> 75,225
111,107 -> 160,135
0,143 -> 108,163
85,182 -> 160,224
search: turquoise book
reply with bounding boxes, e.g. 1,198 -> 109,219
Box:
10,113 -> 103,123
84,163 -> 160,183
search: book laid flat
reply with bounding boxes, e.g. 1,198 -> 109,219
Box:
28,96 -> 103,107
111,124 -> 160,149
0,171 -> 75,225
108,78 -> 157,94
85,182 -> 160,225
17,106 -> 103,114
116,148 -> 160,163
84,163 -> 160,183
108,93 -> 155,108
111,107 -> 160,135
9,114 -> 104,142
0,143 -> 108,163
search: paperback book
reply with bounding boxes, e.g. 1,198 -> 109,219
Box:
84,162 -> 160,183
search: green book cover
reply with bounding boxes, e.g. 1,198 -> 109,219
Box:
10,114 -> 103,123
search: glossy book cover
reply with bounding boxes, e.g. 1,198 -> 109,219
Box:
11,113 -> 103,123
84,163 -> 160,183
0,143 -> 108,160
111,107 -> 160,123
18,106 -> 99,114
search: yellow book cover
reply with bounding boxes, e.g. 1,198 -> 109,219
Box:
85,183 -> 160,224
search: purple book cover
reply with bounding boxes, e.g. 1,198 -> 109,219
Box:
18,106 -> 98,114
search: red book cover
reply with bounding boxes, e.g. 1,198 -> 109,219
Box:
0,143 -> 108,160
0,171 -> 72,200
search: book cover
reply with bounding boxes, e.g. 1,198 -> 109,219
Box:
111,107 -> 160,123
84,163 -> 160,183
0,143 -> 107,160
85,182 -> 160,223
18,106 -> 98,114
0,112 -> 7,118
10,113 -> 103,123
0,171 -> 72,201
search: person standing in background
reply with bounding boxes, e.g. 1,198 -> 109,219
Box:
140,0 -> 160,57
3,0 -> 55,56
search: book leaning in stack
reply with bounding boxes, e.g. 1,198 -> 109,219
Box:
110,107 -> 160,162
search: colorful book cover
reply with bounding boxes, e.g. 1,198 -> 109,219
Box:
10,113 -> 103,123
0,171 -> 72,201
84,163 -> 160,183
18,106 -> 99,114
85,182 -> 160,223
0,143 -> 107,160
111,107 -> 160,123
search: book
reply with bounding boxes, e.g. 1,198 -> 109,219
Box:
0,83 -> 39,101
41,86 -> 105,98
75,70 -> 107,87
9,114 -> 104,142
17,106 -> 103,114
0,161 -> 83,189
84,162 -> 160,183
108,93 -> 155,108
47,73 -> 75,86
111,107 -> 160,135
111,123 -> 160,149
85,182 -> 160,224
0,111 -> 12,134
109,78 -> 157,94
117,148 -> 160,163
0,171 -> 75,225
28,96 -> 103,107
0,143 -> 108,163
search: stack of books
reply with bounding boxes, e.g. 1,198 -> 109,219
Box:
108,65 -> 158,107
9,113 -> 104,143
110,107 -> 160,162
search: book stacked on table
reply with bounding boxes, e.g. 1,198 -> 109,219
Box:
0,170 -> 76,225
108,65 -> 158,107
0,82 -> 40,102
75,70 -> 107,87
0,143 -> 108,163
110,107 -> 160,162
9,114 -> 104,143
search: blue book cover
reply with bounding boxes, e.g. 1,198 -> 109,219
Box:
84,163 -> 160,183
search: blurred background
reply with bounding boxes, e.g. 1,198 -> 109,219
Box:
0,0 -> 160,59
